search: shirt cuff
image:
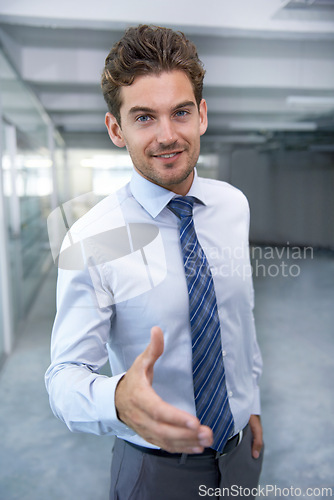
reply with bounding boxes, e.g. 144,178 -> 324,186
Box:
251,385 -> 261,415
94,372 -> 136,437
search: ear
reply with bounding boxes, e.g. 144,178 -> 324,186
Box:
105,112 -> 126,148
199,99 -> 208,136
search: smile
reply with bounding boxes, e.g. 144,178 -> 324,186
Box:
154,152 -> 181,159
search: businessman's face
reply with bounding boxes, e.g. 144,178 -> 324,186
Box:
105,70 -> 208,195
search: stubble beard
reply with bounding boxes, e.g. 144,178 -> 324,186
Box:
129,143 -> 200,191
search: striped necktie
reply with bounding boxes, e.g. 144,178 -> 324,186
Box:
168,196 -> 234,452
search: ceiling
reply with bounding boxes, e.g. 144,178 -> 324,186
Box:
0,0 -> 334,153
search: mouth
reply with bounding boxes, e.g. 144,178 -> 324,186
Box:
155,153 -> 178,158
152,151 -> 183,161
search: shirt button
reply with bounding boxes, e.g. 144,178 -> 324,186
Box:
228,391 -> 233,398
222,350 -> 227,357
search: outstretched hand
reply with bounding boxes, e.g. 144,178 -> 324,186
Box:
115,326 -> 213,453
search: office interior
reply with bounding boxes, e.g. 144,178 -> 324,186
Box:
0,1 -> 333,498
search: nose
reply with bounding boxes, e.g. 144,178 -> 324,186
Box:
156,117 -> 178,146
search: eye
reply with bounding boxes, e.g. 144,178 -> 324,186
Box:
174,110 -> 189,118
136,115 -> 151,123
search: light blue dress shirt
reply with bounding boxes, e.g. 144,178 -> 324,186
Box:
45,169 -> 262,448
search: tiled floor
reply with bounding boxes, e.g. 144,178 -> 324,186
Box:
0,249 -> 333,499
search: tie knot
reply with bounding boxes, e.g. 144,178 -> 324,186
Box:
168,196 -> 194,219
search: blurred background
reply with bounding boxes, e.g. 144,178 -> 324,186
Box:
0,1 -> 333,499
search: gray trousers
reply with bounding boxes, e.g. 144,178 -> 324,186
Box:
109,425 -> 264,499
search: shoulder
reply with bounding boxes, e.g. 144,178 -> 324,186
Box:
198,176 -> 249,211
69,183 -> 132,240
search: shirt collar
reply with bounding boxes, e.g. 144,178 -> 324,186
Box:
130,168 -> 207,219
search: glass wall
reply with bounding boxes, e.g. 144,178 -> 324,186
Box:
0,47 -> 64,357
0,126 -> 7,363
0,288 -> 3,363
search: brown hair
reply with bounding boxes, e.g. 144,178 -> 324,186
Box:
101,25 -> 205,124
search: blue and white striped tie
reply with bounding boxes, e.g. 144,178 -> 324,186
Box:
168,196 -> 234,452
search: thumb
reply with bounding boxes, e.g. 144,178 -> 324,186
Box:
142,326 -> 164,384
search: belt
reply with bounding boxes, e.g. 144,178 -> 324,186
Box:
125,424 -> 247,460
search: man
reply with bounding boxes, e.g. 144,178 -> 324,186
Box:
46,25 -> 263,499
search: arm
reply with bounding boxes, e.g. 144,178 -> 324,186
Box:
45,265 -> 131,436
248,289 -> 264,459
46,267 -> 212,452
245,210 -> 263,459
248,267 -> 264,459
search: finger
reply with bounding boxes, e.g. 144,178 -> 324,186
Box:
252,436 -> 262,459
138,390 -> 213,446
147,326 -> 164,363
139,386 -> 199,429
141,415 -> 213,453
123,392 -> 213,452
140,326 -> 164,383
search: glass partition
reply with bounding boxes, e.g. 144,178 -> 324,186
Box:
0,145 -> 5,361
0,47 -> 63,351
0,290 -> 3,363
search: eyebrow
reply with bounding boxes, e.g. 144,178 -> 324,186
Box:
128,100 -> 196,116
